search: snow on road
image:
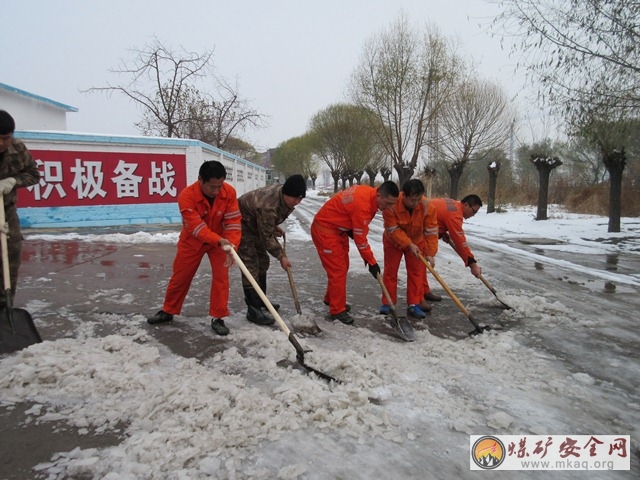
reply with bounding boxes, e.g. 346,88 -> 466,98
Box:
2,193 -> 638,479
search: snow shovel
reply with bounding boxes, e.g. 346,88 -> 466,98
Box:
0,194 -> 42,354
282,233 -> 322,336
376,273 -> 416,342
442,236 -> 511,311
417,252 -> 490,336
224,246 -> 339,383
478,274 -> 513,310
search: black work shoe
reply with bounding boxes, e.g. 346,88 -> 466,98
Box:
330,310 -> 354,325
324,301 -> 351,312
246,305 -> 275,325
211,318 -> 229,336
147,310 -> 173,325
260,307 -> 276,324
424,292 -> 442,302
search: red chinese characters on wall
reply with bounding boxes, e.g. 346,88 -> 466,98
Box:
18,151 -> 187,207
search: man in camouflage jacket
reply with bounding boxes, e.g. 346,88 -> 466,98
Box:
0,111 -> 40,306
237,174 -> 307,325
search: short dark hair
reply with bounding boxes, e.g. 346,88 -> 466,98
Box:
0,110 -> 16,135
402,179 -> 425,197
199,161 -> 227,182
461,194 -> 482,208
377,180 -> 399,198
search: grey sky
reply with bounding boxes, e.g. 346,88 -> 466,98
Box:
3,0 -> 528,151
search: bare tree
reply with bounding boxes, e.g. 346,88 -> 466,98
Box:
173,76 -> 267,151
433,78 -> 514,198
349,13 -> 463,186
87,37 -> 266,149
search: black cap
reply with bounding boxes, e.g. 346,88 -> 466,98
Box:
281,175 -> 307,198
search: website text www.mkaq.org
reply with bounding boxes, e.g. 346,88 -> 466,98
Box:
519,459 -> 615,471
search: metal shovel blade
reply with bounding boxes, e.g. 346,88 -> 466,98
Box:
0,307 -> 42,354
376,274 -> 415,342
387,312 -> 416,342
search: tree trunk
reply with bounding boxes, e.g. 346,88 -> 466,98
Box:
365,168 -> 377,186
536,168 -> 550,221
447,161 -> 465,199
530,156 -> 563,221
394,164 -> 414,188
487,162 -> 500,214
332,173 -> 340,193
603,149 -> 626,233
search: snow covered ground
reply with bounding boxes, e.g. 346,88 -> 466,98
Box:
1,191 -> 638,479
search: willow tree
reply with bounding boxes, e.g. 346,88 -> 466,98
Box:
349,13 -> 462,186
433,78 -> 514,198
271,134 -> 314,180
308,103 -> 381,192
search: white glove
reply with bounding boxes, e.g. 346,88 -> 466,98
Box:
0,177 -> 16,195
0,222 -> 9,235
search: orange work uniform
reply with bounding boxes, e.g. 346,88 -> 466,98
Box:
162,181 -> 242,318
431,197 -> 476,265
311,185 -> 378,315
383,194 -> 438,306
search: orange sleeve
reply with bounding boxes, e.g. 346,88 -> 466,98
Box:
422,199 -> 439,257
222,186 -> 242,248
350,187 -> 377,265
444,204 -> 474,265
383,197 -> 412,250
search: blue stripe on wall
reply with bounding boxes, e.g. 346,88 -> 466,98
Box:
19,203 -> 181,229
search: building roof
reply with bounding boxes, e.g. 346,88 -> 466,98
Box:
0,82 -> 78,112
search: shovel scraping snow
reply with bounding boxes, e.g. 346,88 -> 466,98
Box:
225,246 -> 339,383
0,193 -> 42,354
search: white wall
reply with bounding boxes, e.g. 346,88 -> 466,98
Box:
0,91 -> 68,130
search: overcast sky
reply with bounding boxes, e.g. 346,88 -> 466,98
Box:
3,0 -> 532,151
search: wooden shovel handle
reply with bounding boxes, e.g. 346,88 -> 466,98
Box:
225,246 -> 292,337
417,252 -> 470,317
282,232 -> 302,315
479,274 -> 497,294
0,193 -> 11,293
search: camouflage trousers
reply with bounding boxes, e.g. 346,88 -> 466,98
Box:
237,232 -> 271,288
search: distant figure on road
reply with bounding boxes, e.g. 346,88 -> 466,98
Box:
237,175 -> 307,325
311,181 -> 399,325
0,110 -> 40,307
431,195 -> 483,278
381,179 -> 438,319
147,161 -> 242,336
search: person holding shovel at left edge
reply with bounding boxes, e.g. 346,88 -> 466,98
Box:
0,110 -> 40,308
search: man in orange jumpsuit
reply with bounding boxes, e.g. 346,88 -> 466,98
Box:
430,194 -> 483,280
311,181 -> 399,325
381,179 -> 438,319
147,160 -> 242,336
